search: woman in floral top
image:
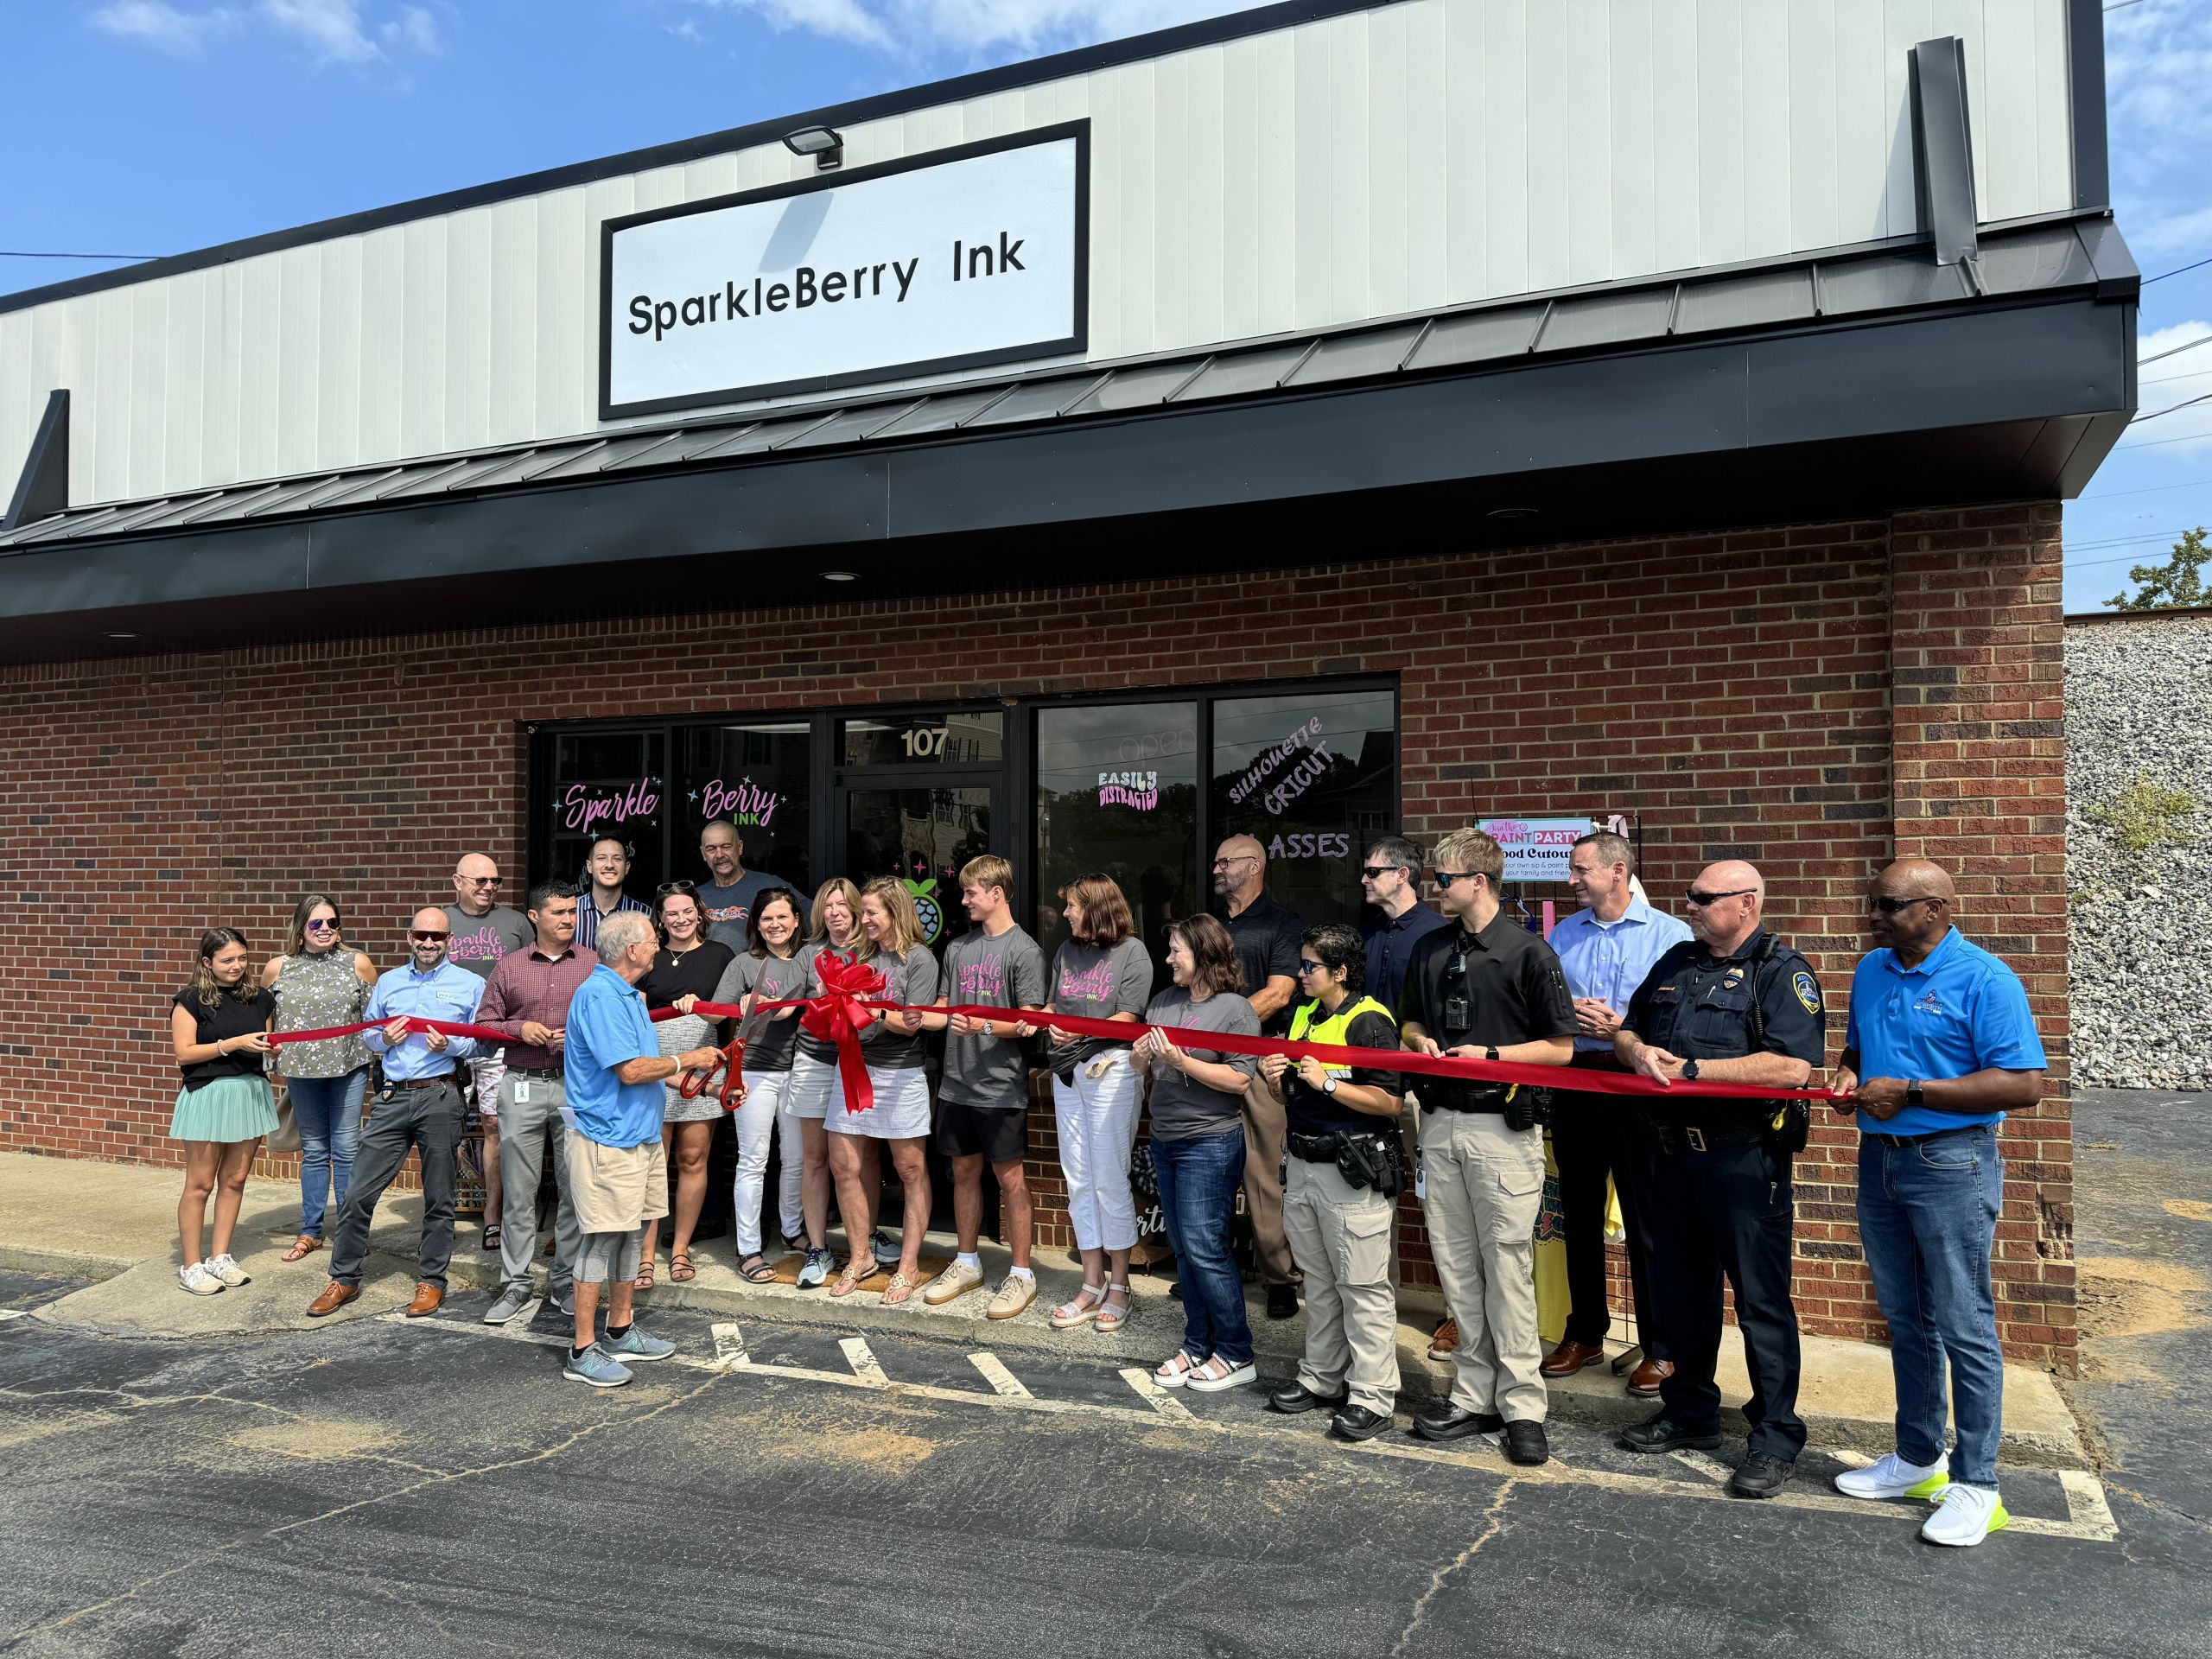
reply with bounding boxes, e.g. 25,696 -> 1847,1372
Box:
264,893 -> 378,1262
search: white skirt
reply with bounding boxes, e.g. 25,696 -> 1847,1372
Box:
784,1050 -> 844,1121
825,1065 -> 931,1141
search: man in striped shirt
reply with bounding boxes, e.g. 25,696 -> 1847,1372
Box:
575,835 -> 650,952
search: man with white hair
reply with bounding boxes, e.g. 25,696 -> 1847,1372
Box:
1612,860 -> 1827,1500
558,910 -> 723,1387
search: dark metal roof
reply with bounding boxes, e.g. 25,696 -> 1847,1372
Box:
0,215 -> 2130,554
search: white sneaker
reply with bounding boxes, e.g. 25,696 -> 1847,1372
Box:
1834,1452 -> 1950,1502
203,1253 -> 251,1287
1920,1483 -> 2009,1547
178,1262 -> 226,1296
923,1260 -> 985,1307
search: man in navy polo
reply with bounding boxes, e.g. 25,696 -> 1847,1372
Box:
1831,857 -> 2046,1548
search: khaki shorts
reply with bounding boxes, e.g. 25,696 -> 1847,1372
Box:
564,1134 -> 670,1235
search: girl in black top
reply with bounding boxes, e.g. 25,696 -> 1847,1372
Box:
166,928 -> 278,1297
638,885 -> 735,1285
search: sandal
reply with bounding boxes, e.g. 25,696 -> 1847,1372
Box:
480,1224 -> 503,1251
1051,1283 -> 1107,1329
1186,1355 -> 1257,1393
1096,1282 -> 1134,1334
669,1250 -> 696,1283
881,1271 -> 919,1306
1153,1350 -> 1202,1389
633,1257 -> 656,1293
829,1258 -> 874,1299
281,1234 -> 321,1262
736,1253 -> 775,1284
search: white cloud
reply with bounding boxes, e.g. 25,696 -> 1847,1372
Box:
88,1 -> 235,54
2104,0 -> 2212,267
380,3 -> 439,54
667,17 -> 705,42
2133,321 -> 2212,458
688,0 -> 1247,56
260,0 -> 379,61
697,0 -> 893,51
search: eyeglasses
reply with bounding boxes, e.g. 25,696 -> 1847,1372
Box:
1432,869 -> 1483,889
1684,888 -> 1755,907
304,918 -> 339,932
410,930 -> 450,943
1297,959 -> 1332,975
656,880 -> 698,896
1867,894 -> 1937,915
1210,855 -> 1256,870
1358,865 -> 1404,880
463,876 -> 499,887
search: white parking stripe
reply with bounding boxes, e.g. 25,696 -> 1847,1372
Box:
712,1322 -> 750,1370
1120,1367 -> 1197,1421
1671,1449 -> 1737,1484
0,1308 -> 27,1323
969,1351 -> 1031,1398
840,1337 -> 888,1387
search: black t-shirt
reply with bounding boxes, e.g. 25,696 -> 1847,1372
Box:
172,988 -> 276,1090
1622,929 -> 1827,1125
1284,1004 -> 1403,1136
1219,893 -> 1305,1034
1401,915 -> 1577,1061
637,943 -> 736,1012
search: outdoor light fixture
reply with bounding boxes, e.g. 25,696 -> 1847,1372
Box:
782,125 -> 844,170
821,569 -> 859,582
1487,506 -> 1539,520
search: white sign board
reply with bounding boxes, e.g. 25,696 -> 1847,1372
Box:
1478,817 -> 1596,883
601,125 -> 1088,418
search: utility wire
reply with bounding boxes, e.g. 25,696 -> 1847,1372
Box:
2129,391 -> 2212,426
2144,252 -> 2212,286
0,251 -> 161,261
2140,333 -> 2212,366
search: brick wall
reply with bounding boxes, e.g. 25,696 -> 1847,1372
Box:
0,505 -> 2074,1366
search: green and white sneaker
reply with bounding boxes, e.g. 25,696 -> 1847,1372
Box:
1921,1483 -> 2008,1547
1834,1452 -> 1951,1502
602,1325 -> 675,1363
563,1343 -> 632,1389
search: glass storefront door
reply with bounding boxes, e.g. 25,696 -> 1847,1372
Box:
839,780 -> 1000,955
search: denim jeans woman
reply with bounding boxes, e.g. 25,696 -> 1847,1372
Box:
264,894 -> 377,1261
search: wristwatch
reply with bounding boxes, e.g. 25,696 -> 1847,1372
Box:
1681,1058 -> 1701,1082
1906,1080 -> 1926,1109
1484,1046 -> 1500,1063
1323,1075 -> 1338,1096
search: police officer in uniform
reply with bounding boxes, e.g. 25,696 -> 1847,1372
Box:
1256,924 -> 1405,1442
1611,860 -> 1826,1499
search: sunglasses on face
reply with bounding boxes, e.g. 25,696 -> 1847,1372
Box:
464,877 -> 499,887
1358,866 -> 1403,880
305,918 -> 339,932
1867,894 -> 1936,915
1432,869 -> 1481,889
1684,887 -> 1755,907
1297,959 -> 1333,975
410,930 -> 449,943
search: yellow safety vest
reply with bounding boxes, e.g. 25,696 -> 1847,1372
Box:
1287,995 -> 1395,1077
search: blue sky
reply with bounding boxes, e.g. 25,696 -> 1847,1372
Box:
3,0 -> 2206,611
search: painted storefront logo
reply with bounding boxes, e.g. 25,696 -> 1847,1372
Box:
693,778 -> 785,828
561,779 -> 661,836
1096,769 -> 1159,810
1227,715 -> 1333,817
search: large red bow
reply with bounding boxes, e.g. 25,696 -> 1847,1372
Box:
800,950 -> 890,1114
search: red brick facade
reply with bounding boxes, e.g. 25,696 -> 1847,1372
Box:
0,504 -> 2073,1368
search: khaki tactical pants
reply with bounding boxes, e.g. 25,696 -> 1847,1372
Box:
1283,1155 -> 1401,1414
1420,1108 -> 1548,1422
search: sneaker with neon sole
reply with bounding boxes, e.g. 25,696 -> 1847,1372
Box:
1920,1484 -> 2008,1547
1835,1452 -> 1952,1502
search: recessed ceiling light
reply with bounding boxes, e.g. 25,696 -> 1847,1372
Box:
1487,506 -> 1539,520
821,569 -> 859,582
104,631 -> 140,639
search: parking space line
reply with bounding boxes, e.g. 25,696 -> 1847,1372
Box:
1671,1450 -> 1736,1484
840,1337 -> 889,1388
1120,1368 -> 1197,1421
0,1309 -> 27,1324
712,1322 -> 750,1370
969,1351 -> 1031,1398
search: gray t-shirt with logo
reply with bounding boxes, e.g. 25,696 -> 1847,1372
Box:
442,905 -> 534,982
1048,937 -> 1156,1074
940,925 -> 1048,1109
1142,988 -> 1261,1141
855,945 -> 941,1071
709,944 -> 817,1074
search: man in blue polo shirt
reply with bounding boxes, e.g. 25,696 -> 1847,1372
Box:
1831,857 -> 2046,1548
559,910 -> 722,1387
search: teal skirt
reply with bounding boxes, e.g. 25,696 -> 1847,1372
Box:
169,1076 -> 279,1145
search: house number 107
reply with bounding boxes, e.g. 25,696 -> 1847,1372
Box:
902,725 -> 950,758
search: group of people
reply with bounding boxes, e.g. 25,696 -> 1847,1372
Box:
166,818 -> 2044,1547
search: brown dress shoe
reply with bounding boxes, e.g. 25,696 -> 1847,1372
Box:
1539,1338 -> 1607,1378
1626,1357 -> 1674,1397
306,1280 -> 359,1318
1427,1317 -> 1460,1360
405,1282 -> 445,1319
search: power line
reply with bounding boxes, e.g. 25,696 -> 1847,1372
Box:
2144,252 -> 2212,286
2079,474 -> 2212,499
2130,391 -> 2212,426
2141,333 -> 2212,366
2117,429 -> 2212,452
0,250 -> 160,262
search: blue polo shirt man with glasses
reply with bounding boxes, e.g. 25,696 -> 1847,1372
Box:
1831,857 -> 2046,1549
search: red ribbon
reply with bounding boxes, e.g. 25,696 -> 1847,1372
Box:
268,1016 -> 514,1047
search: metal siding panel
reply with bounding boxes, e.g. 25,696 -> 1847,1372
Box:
0,313 -> 30,504
1402,0 -> 1448,313
275,246 -> 321,479
1980,0 -> 2037,221
1328,14 -> 1372,326
1929,0 -> 1987,209
1255,29 -> 1299,335
487,200 -> 537,448
126,283 -> 167,499
1741,0 -> 1792,257
1483,0 -> 1530,296
399,217 -> 448,461
1089,68 -> 1125,359
1833,0 -> 1891,243
158,279 -> 202,493
358,226 -> 404,467
200,266 -> 241,489
1441,0 -> 1488,302
1524,0 -> 1571,293
2033,0 -> 2071,215
1607,0 -> 1656,283
317,239 -> 362,473
1697,0 -> 1746,264
1881,0 -> 1932,237
1649,0 -> 1700,275
531,187 -> 583,442
1789,0 -> 1840,253
87,289 -> 130,505
1367,6 -> 1410,320
1564,0 -> 1612,286
445,208 -> 493,454
1185,45 -> 1229,351
238,259 -> 283,487
1220,36 -> 1262,340
1154,50 -> 1193,351
1292,22 -> 1336,329
1119,63 -> 1160,357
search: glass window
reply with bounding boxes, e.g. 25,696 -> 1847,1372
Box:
844,785 -> 998,951
542,729 -> 668,899
1209,688 -> 1396,931
677,721 -> 814,896
840,710 -> 1004,766
1034,702 -> 1198,987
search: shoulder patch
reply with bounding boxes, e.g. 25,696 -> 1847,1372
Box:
1791,969 -> 1821,1015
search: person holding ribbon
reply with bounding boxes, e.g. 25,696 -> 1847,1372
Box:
784,876 -> 868,1289
168,928 -> 278,1296
827,877 -> 942,1304
711,886 -> 812,1283
635,882 -> 734,1288
307,908 -> 485,1321
1258,924 -> 1405,1441
263,895 -> 377,1265
1135,914 -> 1262,1393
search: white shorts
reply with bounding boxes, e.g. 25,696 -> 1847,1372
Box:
825,1065 -> 931,1141
784,1051 -> 844,1121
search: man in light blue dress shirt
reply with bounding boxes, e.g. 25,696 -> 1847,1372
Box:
1542,830 -> 1692,1394
308,907 -> 484,1320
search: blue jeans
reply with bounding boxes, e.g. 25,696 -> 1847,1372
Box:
286,1068 -> 367,1239
1857,1124 -> 2005,1488
1153,1128 -> 1253,1368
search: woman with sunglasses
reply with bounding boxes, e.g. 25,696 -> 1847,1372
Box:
264,896 -> 378,1263
709,886 -> 811,1283
169,928 -> 279,1295
635,882 -> 734,1287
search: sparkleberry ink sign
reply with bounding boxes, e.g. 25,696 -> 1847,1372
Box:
601,124 -> 1089,417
